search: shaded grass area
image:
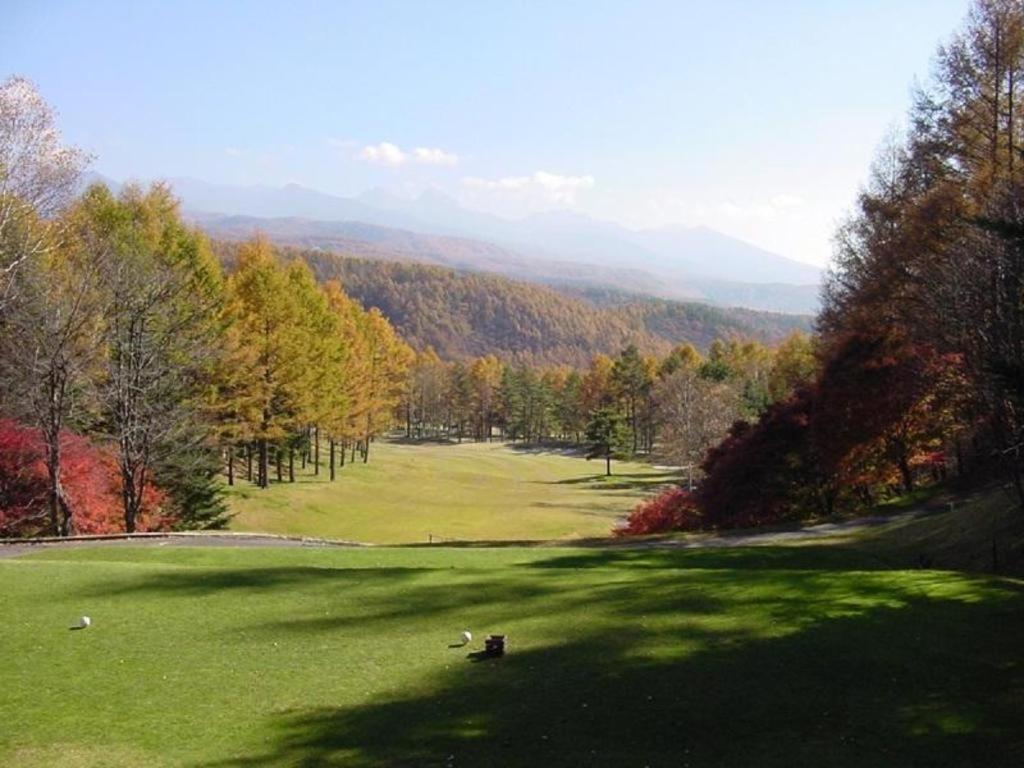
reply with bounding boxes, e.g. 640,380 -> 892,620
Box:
224,440 -> 671,543
2,545 -> 1022,767
821,485 -> 1024,577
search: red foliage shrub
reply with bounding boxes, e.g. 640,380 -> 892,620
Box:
0,422 -> 46,533
696,386 -> 839,528
0,420 -> 169,536
616,486 -> 702,536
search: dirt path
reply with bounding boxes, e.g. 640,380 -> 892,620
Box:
0,532 -> 365,559
637,509 -> 928,549
0,515 -> 920,557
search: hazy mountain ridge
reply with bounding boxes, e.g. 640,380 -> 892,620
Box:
192,211 -> 817,312
192,212 -> 705,302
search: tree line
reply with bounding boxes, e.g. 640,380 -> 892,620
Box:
401,335 -> 816,476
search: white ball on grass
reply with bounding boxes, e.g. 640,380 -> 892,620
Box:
461,630 -> 472,645
78,616 -> 91,629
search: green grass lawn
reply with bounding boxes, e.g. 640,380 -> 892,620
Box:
2,543 -> 1022,767
225,440 -> 673,543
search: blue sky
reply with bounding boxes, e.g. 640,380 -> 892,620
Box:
3,0 -> 970,265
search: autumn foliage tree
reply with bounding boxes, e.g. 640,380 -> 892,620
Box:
0,77 -> 96,536
0,76 -> 88,308
223,238 -> 318,487
819,0 -> 1024,508
80,184 -> 227,532
811,330 -> 964,497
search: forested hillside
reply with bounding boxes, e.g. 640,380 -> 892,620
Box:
216,244 -> 810,366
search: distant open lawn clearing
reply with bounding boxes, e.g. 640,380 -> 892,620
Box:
225,440 -> 672,543
2,542 -> 1022,767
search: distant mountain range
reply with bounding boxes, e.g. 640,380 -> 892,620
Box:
85,173 -> 823,314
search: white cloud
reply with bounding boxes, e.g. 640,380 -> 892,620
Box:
359,141 -> 408,167
462,170 -> 595,207
412,146 -> 459,166
355,142 -> 459,168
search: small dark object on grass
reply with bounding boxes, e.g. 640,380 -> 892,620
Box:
467,635 -> 507,663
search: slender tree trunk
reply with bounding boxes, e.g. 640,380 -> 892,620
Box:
363,438 -> 370,463
314,425 -> 320,476
606,450 -> 612,477
120,456 -> 144,534
227,448 -> 234,486
330,438 -> 336,481
45,436 -> 72,536
276,446 -> 283,483
246,443 -> 253,482
351,441 -> 357,464
897,454 -> 914,493
258,438 -> 268,488
631,397 -> 638,454
340,440 -> 346,467
289,447 -> 295,483
1011,462 -> 1024,512
45,437 -> 60,535
57,490 -> 73,536
123,486 -> 137,533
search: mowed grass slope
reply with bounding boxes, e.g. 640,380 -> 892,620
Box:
2,544 -> 1022,767
225,440 -> 673,543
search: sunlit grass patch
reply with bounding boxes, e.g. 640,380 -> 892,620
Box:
224,440 -> 672,543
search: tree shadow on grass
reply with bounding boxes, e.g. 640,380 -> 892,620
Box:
550,471 -> 680,484
387,437 -> 461,447
203,583 -> 1024,768
82,565 -> 436,599
528,501 -> 636,513
544,472 -> 680,492
503,443 -> 588,457
518,544 -> 891,572
528,471 -> 679,513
